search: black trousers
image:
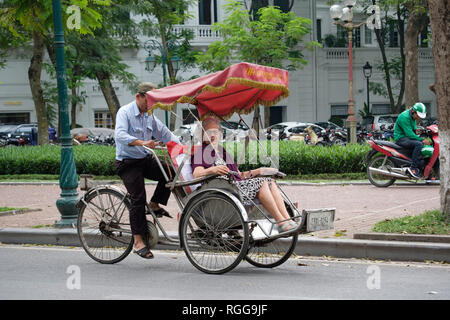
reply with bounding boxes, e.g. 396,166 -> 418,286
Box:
114,155 -> 173,236
395,137 -> 423,169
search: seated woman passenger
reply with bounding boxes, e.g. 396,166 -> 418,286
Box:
191,117 -> 297,232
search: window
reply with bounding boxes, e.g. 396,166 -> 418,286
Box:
336,25 -> 347,47
251,0 -> 269,20
364,25 -> 372,45
372,104 -> 391,115
336,25 -> 360,47
198,0 -> 217,25
386,20 -> 403,48
94,111 -> 113,129
274,0 -> 290,13
0,112 -> 30,124
269,106 -> 285,126
331,105 -> 348,117
354,27 -> 361,47
317,19 -> 322,42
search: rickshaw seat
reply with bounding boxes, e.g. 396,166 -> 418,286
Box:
166,141 -> 201,194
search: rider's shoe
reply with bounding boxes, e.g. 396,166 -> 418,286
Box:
407,167 -> 421,179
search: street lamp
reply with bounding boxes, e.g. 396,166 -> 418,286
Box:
363,61 -> 372,114
51,0 -> 79,227
329,1 -> 365,144
144,39 -> 181,126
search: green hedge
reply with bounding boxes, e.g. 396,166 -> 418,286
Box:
0,142 -> 371,176
232,141 -> 371,175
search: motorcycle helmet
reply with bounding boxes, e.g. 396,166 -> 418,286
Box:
412,102 -> 427,119
421,145 -> 434,158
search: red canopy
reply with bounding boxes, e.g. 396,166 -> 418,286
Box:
145,62 -> 289,120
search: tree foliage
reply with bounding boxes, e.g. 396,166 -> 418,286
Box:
196,0 -> 319,72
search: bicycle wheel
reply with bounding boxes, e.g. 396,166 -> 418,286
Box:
77,187 -> 134,264
180,193 -> 249,274
245,202 -> 299,268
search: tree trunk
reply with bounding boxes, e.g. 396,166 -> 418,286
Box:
160,25 -> 178,131
404,2 -> 428,109
395,4 -> 406,113
28,31 -> 49,145
95,70 -> 120,127
70,65 -> 82,129
71,85 -> 77,129
426,0 -> 450,221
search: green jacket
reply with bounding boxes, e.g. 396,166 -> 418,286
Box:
394,109 -> 421,141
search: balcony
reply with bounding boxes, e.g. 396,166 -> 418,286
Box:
323,47 -> 434,65
171,25 -> 222,46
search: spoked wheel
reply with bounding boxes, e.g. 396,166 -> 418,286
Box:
77,187 -> 134,264
180,193 -> 249,274
245,202 -> 299,268
367,155 -> 396,187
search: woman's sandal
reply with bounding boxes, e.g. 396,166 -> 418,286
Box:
133,246 -> 154,259
278,221 -> 298,233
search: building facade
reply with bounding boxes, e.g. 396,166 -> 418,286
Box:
0,0 -> 436,129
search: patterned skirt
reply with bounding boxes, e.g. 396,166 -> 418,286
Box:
235,177 -> 272,205
212,158 -> 271,205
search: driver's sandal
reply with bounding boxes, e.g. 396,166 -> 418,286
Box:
133,246 -> 154,259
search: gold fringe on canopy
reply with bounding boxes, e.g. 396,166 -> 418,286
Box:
147,77 -> 289,120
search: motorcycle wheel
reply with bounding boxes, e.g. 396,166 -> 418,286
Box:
333,138 -> 346,146
367,155 -> 396,187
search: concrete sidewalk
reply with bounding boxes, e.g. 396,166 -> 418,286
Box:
0,182 -> 448,262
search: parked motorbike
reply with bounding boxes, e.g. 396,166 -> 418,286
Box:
315,128 -> 334,146
356,128 -> 369,144
380,123 -> 394,141
366,124 -> 440,187
331,128 -> 347,146
7,132 -> 31,146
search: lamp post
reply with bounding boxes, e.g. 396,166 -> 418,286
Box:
363,61 -> 372,114
52,0 -> 79,227
330,0 -> 365,144
144,39 -> 181,126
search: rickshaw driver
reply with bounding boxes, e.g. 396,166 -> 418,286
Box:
114,82 -> 180,259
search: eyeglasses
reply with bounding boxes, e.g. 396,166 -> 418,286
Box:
206,129 -> 222,136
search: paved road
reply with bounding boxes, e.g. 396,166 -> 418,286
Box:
0,183 -> 441,238
0,245 -> 448,300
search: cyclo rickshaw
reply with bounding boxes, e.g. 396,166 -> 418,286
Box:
76,62 -> 335,274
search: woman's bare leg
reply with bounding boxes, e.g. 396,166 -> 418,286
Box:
256,180 -> 295,231
256,181 -> 285,222
268,180 -> 291,221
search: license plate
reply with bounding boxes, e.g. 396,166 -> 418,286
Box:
305,208 -> 335,232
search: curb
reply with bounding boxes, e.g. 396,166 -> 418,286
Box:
354,232 -> 450,244
0,208 -> 42,217
0,227 -> 449,263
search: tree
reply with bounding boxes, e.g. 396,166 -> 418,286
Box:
426,0 -> 449,221
0,0 -> 106,144
135,0 -> 196,130
362,0 -> 430,112
399,0 -> 429,108
72,0 -> 140,127
367,0 -> 406,114
196,0 -> 319,128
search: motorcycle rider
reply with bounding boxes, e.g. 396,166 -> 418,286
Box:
393,102 -> 431,179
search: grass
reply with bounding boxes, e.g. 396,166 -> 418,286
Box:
0,174 -> 120,181
0,173 -> 367,182
0,174 -> 60,181
0,206 -> 17,212
372,210 -> 450,235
